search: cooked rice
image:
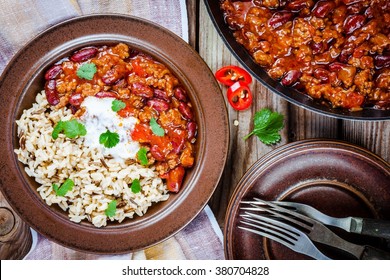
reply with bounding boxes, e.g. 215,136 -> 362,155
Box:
14,91 -> 169,227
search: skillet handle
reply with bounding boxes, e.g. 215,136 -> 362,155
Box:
360,246 -> 390,260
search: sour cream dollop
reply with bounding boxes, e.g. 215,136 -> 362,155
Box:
80,96 -> 140,162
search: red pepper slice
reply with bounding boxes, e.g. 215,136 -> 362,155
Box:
227,81 -> 253,111
215,65 -> 252,86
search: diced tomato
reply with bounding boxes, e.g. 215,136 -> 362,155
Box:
215,65 -> 252,86
131,59 -> 147,78
131,123 -> 152,143
226,81 -> 253,111
117,106 -> 136,118
150,135 -> 173,157
166,165 -> 185,193
180,146 -> 194,168
344,92 -> 365,109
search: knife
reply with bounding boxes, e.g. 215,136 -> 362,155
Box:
244,199 -> 390,260
273,201 -> 390,239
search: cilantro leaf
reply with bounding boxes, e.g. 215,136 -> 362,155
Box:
130,179 -> 141,194
111,100 -> 126,112
52,120 -> 65,139
76,63 -> 97,80
105,200 -> 117,217
99,130 -> 120,148
137,147 -> 149,165
52,179 -> 74,197
243,108 -> 284,145
150,117 -> 165,136
63,119 -> 87,139
52,119 -> 86,139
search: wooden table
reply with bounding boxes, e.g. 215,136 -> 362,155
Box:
190,0 -> 390,227
0,0 -> 389,259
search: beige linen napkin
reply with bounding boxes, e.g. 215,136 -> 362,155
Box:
0,0 -> 224,260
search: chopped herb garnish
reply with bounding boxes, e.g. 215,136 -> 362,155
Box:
130,179 -> 141,194
52,119 -> 87,139
111,99 -> 126,112
105,200 -> 117,217
76,63 -> 97,80
52,120 -> 65,139
150,117 -> 165,136
52,178 -> 74,197
99,130 -> 120,148
243,108 -> 284,145
137,147 -> 149,165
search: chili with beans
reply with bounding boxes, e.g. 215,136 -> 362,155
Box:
44,43 -> 197,192
221,0 -> 390,111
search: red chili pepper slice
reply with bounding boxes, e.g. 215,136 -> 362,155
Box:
227,81 -> 253,111
215,65 -> 252,86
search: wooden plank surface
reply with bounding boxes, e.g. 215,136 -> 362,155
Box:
197,0 -> 390,228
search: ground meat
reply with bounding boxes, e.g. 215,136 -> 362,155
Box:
221,0 -> 390,111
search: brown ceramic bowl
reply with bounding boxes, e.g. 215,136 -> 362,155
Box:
0,15 -> 229,253
224,139 -> 390,260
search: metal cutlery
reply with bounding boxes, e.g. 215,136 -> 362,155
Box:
239,213 -> 331,260
272,200 -> 390,239
240,198 -> 390,260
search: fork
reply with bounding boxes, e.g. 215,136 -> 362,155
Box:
272,200 -> 390,239
241,198 -> 390,260
239,212 -> 331,260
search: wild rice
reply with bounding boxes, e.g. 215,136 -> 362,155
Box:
14,91 -> 169,227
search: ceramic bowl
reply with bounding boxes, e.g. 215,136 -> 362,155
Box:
0,14 -> 229,253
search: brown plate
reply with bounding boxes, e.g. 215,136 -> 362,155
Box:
0,15 -> 229,253
224,139 -> 390,260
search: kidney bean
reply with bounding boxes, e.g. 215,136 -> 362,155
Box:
70,47 -> 98,62
95,91 -> 117,98
347,2 -> 365,14
339,48 -> 353,63
113,78 -> 127,88
132,82 -> 153,98
153,89 -> 170,102
281,70 -> 302,86
364,7 -> 374,19
374,55 -> 390,69
173,87 -> 188,102
178,102 -> 194,120
313,68 -> 330,83
69,92 -> 83,106
102,66 -> 126,85
313,1 -> 336,18
187,122 -> 197,141
268,12 -> 293,29
343,15 -> 365,34
341,0 -> 364,4
286,0 -> 309,11
44,64 -> 62,80
324,38 -> 336,51
147,98 -> 169,112
68,104 -> 78,114
150,145 -> 165,161
44,80 -> 60,105
311,41 -> 324,55
328,62 -> 348,71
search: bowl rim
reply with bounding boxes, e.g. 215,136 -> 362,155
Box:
0,14 -> 230,253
